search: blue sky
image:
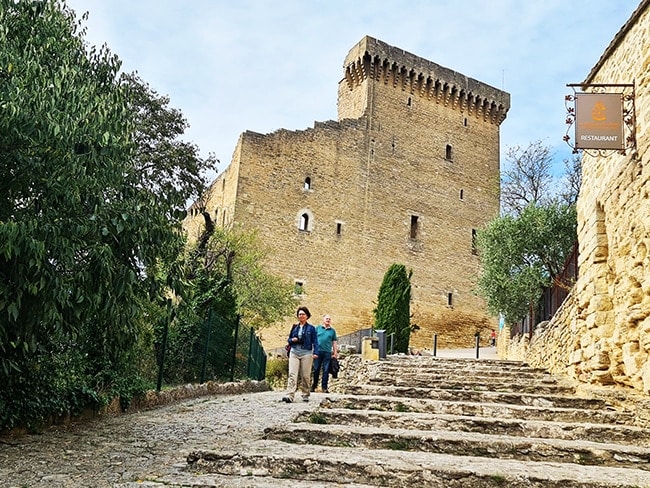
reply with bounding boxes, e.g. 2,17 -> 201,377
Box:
64,0 -> 640,181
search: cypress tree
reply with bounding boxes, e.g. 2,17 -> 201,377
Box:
374,264 -> 412,353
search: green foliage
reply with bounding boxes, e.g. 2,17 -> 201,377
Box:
307,412 -> 328,424
265,357 -> 289,389
164,279 -> 239,384
0,1 -> 212,430
475,202 -> 577,324
374,264 -> 412,353
201,226 -> 298,329
160,225 -> 295,384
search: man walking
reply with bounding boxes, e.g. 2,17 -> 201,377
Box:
311,315 -> 338,393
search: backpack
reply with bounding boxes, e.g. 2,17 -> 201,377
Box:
329,357 -> 340,378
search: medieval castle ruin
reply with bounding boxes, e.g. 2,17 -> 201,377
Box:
185,36 -> 510,351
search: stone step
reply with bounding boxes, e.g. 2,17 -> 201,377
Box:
119,473 -> 379,487
264,423 -> 650,471
295,408 -> 650,446
340,384 -> 608,409
321,395 -> 635,425
376,365 -> 558,380
384,356 -> 544,371
365,375 -> 575,394
186,440 -> 650,487
380,359 -> 549,373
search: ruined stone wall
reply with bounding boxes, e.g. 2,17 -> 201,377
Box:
506,1 -> 650,395
184,36 -> 510,351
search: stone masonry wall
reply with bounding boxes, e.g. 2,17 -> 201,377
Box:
506,1 -> 650,396
185,36 -> 510,352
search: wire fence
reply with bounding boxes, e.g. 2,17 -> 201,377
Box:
157,312 -> 267,390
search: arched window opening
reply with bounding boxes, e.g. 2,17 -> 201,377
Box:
300,213 -> 309,231
304,177 -> 311,190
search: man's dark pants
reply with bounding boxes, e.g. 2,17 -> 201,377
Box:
311,351 -> 332,391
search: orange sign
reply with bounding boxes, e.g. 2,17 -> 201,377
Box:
575,93 -> 624,150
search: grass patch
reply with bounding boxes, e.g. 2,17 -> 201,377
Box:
394,402 -> 410,412
384,438 -> 417,451
307,412 -> 328,424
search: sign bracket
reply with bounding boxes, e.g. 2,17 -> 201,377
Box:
564,82 -> 636,155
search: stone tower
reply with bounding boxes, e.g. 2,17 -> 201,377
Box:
185,36 -> 510,350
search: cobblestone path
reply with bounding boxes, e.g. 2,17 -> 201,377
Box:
1,390 -> 320,487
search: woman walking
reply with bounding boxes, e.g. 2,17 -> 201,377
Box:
283,306 -> 318,403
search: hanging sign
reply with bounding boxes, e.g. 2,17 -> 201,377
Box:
575,92 -> 624,150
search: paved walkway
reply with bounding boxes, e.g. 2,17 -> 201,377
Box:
0,349 -> 503,487
1,389 -> 320,487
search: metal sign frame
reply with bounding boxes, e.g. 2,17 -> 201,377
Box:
564,83 -> 636,155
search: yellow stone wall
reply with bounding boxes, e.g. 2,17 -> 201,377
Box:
185,36 -> 510,352
506,1 -> 650,395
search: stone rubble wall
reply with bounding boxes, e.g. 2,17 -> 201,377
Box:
505,2 -> 650,395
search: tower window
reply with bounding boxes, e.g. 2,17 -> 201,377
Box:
304,177 -> 312,190
464,117 -> 468,127
407,96 -> 412,107
410,215 -> 419,239
459,189 -> 464,201
300,213 -> 309,231
447,293 -> 453,307
294,281 -> 304,295
336,222 -> 342,236
445,144 -> 453,161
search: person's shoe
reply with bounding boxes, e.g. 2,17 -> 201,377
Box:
322,389 -> 329,393
282,396 -> 292,403
302,396 -> 309,402
310,387 -> 315,392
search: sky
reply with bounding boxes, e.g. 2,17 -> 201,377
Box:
64,0 -> 641,182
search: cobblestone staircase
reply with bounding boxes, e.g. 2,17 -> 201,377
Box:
186,354 -> 650,487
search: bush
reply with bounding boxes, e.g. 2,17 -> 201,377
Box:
265,357 -> 288,389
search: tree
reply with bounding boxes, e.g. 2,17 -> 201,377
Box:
0,1 -> 215,428
162,226 -> 296,383
124,72 -> 217,222
475,203 -> 577,324
501,140 -> 582,216
558,154 -> 582,206
501,140 -> 555,216
374,264 -> 412,353
1,0 -> 134,373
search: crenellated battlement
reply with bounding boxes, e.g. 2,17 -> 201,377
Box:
340,36 -> 510,125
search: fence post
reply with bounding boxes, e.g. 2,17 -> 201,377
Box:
156,317 -> 169,392
247,326 -> 254,379
433,334 -> 437,357
230,315 -> 241,382
475,332 -> 480,359
376,330 -> 386,359
200,309 -> 214,384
